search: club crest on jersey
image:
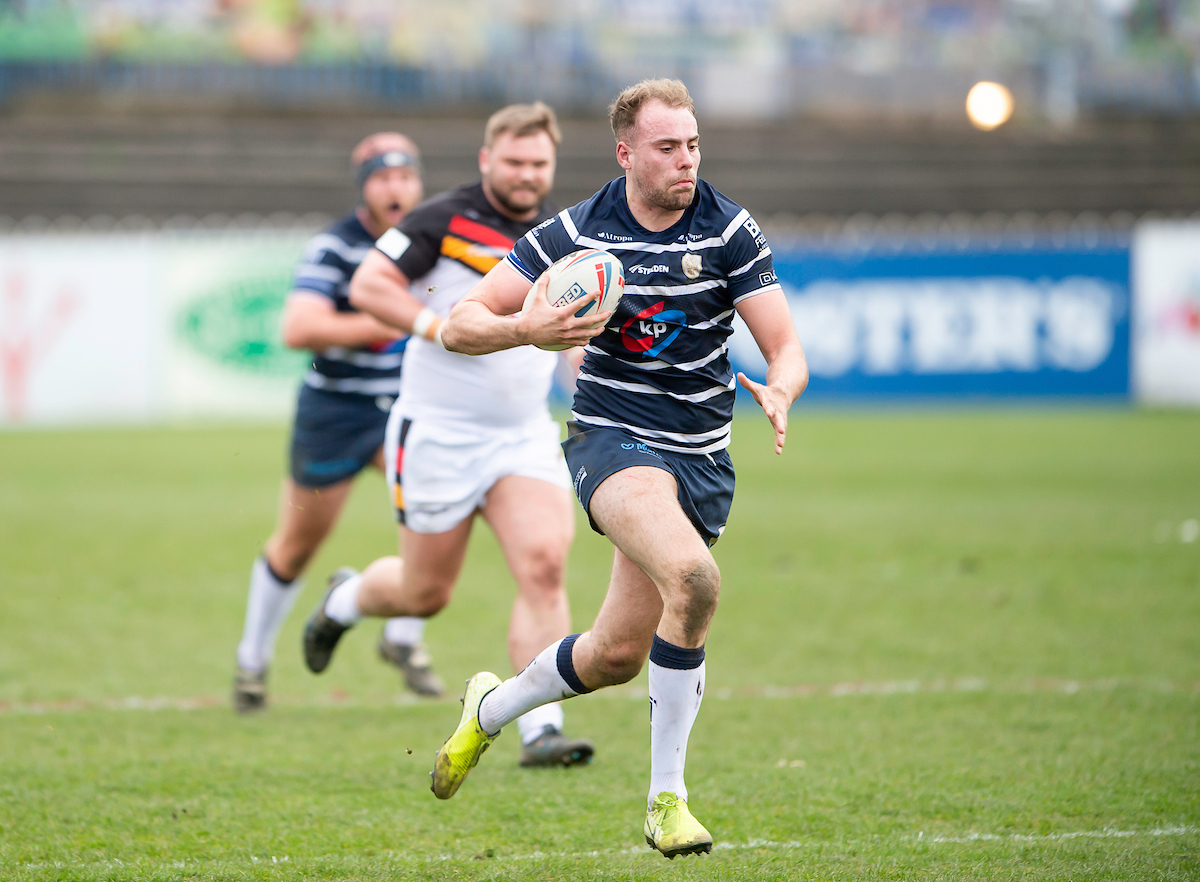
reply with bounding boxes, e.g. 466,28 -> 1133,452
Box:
620,300 -> 688,358
682,252 -> 702,280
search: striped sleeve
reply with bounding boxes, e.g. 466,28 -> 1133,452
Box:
505,212 -> 576,282
724,213 -> 781,304
293,233 -> 352,299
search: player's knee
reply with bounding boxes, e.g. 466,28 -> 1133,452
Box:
517,543 -> 567,600
407,581 -> 454,618
668,557 -> 720,640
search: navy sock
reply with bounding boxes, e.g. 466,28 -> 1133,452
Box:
556,633 -> 593,694
649,634 -> 705,670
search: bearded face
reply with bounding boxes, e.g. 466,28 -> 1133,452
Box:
480,131 -> 556,220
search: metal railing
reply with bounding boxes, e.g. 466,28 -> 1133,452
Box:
5,209 -> 1196,247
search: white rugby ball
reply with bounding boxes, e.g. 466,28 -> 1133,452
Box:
524,248 -> 624,350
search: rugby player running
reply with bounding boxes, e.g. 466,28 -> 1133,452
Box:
301,103 -> 595,768
233,134 -> 444,712
428,79 -> 808,858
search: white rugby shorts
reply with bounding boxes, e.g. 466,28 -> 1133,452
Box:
384,407 -> 571,534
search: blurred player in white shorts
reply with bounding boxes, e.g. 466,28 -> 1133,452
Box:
300,102 -> 594,768
385,417 -> 569,535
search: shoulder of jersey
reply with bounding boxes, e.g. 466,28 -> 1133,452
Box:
401,186 -> 469,226
695,179 -> 745,223
325,210 -> 369,243
573,178 -> 625,216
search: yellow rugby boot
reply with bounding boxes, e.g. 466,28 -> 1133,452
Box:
430,672 -> 502,799
644,791 -> 713,859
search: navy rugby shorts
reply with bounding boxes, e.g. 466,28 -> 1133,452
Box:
562,421 -> 735,547
289,384 -> 393,488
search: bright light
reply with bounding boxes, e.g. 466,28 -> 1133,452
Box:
966,81 -> 1014,131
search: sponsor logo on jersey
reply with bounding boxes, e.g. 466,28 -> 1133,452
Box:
620,441 -> 662,458
628,264 -> 669,275
682,253 -> 702,280
596,231 -> 634,242
759,270 -> 778,286
620,300 -> 688,358
743,216 -> 767,248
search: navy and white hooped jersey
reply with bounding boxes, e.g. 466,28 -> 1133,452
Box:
506,177 -> 781,454
291,211 -> 407,397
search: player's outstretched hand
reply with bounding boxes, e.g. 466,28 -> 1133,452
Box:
521,274 -> 613,350
737,372 -> 789,455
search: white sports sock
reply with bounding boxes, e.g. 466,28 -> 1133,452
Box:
647,643 -> 706,809
324,572 -> 363,626
478,635 -> 588,734
236,556 -> 302,672
383,616 -> 426,646
516,703 -> 565,745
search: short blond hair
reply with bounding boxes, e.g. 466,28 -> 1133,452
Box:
483,101 -> 562,148
609,78 -> 695,142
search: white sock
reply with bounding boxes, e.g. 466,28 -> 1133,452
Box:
647,637 -> 706,809
479,635 -> 589,734
383,616 -> 426,646
236,556 -> 302,672
516,703 -> 565,745
324,572 -> 363,626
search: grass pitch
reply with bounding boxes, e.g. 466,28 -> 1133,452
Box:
1,409 -> 1197,880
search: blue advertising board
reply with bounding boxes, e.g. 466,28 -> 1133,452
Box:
728,246 -> 1131,400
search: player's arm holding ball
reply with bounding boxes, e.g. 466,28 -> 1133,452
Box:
441,261 -> 610,355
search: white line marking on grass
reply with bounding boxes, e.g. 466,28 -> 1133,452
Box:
918,824 -> 1199,844
13,825 -> 1198,872
2,677 -> 1196,716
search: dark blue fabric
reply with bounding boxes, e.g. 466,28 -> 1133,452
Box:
649,634 -> 705,670
294,211 -> 407,393
507,177 -> 778,454
556,633 -> 593,695
562,421 -> 735,547
289,384 -> 392,487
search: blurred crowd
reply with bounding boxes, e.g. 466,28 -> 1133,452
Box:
1,1 -> 1198,119
0,0 -> 1195,70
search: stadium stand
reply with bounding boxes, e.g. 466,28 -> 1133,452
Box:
2,106 -> 1198,222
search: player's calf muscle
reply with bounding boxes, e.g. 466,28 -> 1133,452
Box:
582,633 -> 647,687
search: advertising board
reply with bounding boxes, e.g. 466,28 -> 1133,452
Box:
730,246 -> 1131,400
1132,221 -> 1200,405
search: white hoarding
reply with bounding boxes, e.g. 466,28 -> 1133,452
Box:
0,236 -> 159,425
0,230 -> 311,428
1133,221 -> 1200,405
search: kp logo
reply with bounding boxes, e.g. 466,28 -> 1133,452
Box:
620,300 -> 687,358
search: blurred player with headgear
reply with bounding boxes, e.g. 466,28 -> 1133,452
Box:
232,132 -> 443,713
300,102 -> 595,769
426,79 -> 809,857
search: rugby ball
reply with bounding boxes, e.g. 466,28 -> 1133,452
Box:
524,248 -> 624,350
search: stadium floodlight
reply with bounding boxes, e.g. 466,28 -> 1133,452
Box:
965,81 -> 1014,131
